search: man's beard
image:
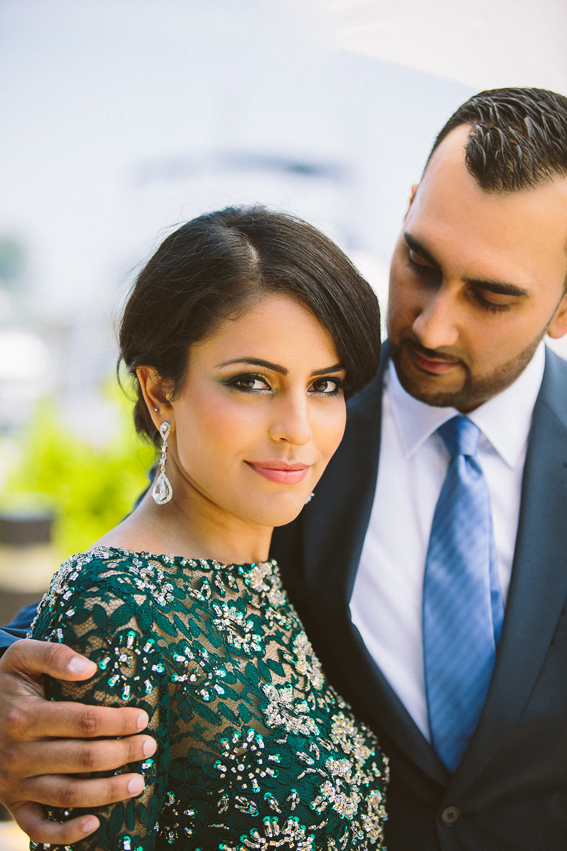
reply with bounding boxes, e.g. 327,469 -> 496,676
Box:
389,331 -> 546,411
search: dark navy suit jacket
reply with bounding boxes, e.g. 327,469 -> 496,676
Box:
271,344 -> 567,851
3,347 -> 567,850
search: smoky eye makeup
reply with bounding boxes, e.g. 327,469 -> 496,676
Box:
308,376 -> 345,395
219,371 -> 346,396
219,373 -> 272,393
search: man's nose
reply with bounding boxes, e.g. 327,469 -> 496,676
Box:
269,393 -> 312,446
412,287 -> 459,350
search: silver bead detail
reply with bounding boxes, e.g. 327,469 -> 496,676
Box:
153,421 -> 173,505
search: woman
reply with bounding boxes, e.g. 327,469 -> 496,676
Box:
30,207 -> 387,850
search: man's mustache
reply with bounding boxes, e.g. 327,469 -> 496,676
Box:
402,338 -> 463,365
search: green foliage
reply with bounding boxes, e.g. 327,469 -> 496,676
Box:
1,386 -> 155,559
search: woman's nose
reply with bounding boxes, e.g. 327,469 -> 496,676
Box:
268,394 -> 312,445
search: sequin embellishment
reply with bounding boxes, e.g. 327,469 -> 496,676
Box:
29,547 -> 388,850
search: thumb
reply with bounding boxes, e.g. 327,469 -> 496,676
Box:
4,638 -> 97,685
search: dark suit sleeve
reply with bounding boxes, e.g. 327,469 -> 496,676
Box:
0,601 -> 40,651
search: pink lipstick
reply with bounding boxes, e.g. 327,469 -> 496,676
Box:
245,461 -> 310,484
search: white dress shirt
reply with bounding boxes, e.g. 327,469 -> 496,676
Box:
349,344 -> 546,741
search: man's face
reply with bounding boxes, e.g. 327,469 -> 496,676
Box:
387,125 -> 567,412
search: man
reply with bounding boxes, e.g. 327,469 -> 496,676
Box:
2,87 -> 567,850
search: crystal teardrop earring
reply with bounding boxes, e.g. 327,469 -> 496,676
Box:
152,421 -> 173,505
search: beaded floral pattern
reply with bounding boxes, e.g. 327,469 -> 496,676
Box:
29,547 -> 388,850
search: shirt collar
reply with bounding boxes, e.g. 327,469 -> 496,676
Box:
388,342 -> 546,468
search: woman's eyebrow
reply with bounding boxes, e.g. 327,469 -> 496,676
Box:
216,357 -> 288,374
310,363 -> 344,377
216,357 -> 344,377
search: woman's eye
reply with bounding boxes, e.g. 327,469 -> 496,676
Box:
310,378 -> 342,395
227,374 -> 271,392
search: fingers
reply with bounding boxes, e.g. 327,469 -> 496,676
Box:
0,638 -> 148,743
11,801 -> 100,846
2,738 -> 154,842
8,733 -> 157,778
7,771 -> 148,844
18,772 -> 146,811
2,639 -> 97,686
8,697 -> 149,742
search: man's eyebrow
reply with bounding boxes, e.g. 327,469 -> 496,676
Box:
404,232 -> 441,269
404,232 -> 530,297
216,358 -> 344,377
463,277 -> 530,298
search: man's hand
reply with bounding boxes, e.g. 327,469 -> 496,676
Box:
0,639 -> 157,846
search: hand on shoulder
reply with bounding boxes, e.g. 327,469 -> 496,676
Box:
0,637 -> 155,845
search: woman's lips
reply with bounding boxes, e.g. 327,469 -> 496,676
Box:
245,461 -> 310,484
411,348 -> 460,375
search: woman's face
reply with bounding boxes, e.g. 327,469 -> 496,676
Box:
155,294 -> 347,529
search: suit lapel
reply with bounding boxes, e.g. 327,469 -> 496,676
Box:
300,354 -> 385,614
334,608 -> 449,783
450,348 -> 567,795
300,346 -> 448,783
289,347 -> 567,790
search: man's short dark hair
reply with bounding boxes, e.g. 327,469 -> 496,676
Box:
427,87 -> 567,192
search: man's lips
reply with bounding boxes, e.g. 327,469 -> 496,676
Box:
409,347 -> 461,375
245,461 -> 310,484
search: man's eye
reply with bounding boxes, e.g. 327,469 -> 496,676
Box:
226,374 -> 271,392
310,378 -> 342,395
408,248 -> 430,266
470,289 -> 513,314
407,249 -> 434,275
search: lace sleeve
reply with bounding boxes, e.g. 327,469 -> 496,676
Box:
29,557 -> 171,851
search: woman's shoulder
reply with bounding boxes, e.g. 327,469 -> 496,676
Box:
29,547 -> 178,637
46,546 -> 175,597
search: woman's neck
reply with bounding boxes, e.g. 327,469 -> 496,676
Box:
95,485 -> 273,566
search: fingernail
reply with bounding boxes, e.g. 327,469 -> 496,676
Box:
143,738 -> 157,757
82,817 -> 99,834
128,775 -> 145,796
137,711 -> 149,730
69,657 -> 94,673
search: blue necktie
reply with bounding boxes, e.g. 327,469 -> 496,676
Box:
423,415 -> 504,772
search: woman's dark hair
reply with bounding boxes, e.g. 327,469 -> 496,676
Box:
119,206 -> 381,444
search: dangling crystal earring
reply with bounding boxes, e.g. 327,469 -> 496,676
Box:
152,421 -> 173,505
305,492 -> 315,505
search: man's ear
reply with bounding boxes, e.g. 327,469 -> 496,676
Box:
136,366 -> 174,431
405,184 -> 419,217
547,290 -> 567,340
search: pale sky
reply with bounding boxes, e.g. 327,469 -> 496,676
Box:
0,0 -> 472,319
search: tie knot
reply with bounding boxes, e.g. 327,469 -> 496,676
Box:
437,415 -> 480,458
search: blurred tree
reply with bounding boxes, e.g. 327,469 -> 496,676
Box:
0,237 -> 26,289
1,384 -> 155,558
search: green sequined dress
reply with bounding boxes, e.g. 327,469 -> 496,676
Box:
29,547 -> 388,851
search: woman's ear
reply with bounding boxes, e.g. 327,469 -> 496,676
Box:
136,367 -> 174,432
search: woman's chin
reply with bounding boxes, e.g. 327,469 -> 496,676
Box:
242,493 -> 313,529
